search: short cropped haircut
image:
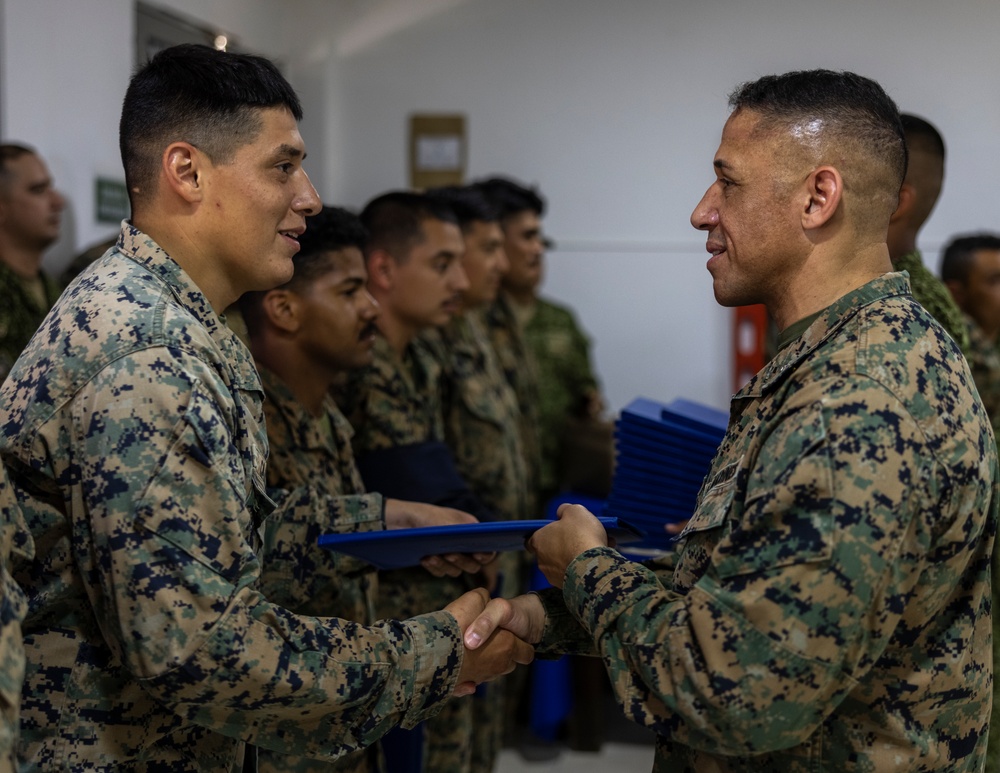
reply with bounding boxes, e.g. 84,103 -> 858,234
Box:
359,191 -> 458,262
120,43 -> 303,210
940,233 -> 1000,285
240,206 -> 367,336
901,113 -> 945,162
0,144 -> 37,192
424,185 -> 498,233
472,177 -> 546,221
728,70 -> 906,229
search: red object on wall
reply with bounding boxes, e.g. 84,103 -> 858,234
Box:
733,304 -> 768,392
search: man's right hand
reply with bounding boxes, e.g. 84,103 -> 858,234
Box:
461,593 -> 546,653
445,589 -> 535,697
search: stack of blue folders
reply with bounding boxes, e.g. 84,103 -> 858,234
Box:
606,397 -> 728,550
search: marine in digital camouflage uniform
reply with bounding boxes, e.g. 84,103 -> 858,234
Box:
347,192 -> 488,773
420,185 -> 532,772
246,204 -> 511,773
0,46 -> 527,772
938,232 -> 1000,773
1,223 -> 470,770
468,71 -> 996,772
0,144 -> 66,382
255,367 -> 383,773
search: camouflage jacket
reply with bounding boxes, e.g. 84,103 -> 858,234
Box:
0,260 -> 62,383
539,273 -> 996,771
0,224 -> 464,772
257,366 -> 381,625
522,297 -> 599,495
961,315 -> 1000,773
343,335 -> 442,452
418,314 -> 528,522
256,368 -> 383,773
0,463 -> 31,769
895,250 -> 971,355
476,294 -> 543,514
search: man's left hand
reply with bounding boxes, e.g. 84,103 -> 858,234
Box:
528,503 -> 609,588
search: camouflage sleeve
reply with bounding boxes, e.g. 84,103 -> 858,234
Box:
259,489 -> 383,612
557,378 -> 961,755
0,465 -> 30,766
71,347 -> 462,758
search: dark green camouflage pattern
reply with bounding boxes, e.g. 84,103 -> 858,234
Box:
521,297 -> 599,496
896,250 -> 971,355
476,294 -> 543,516
0,261 -> 62,383
0,224 -> 464,771
540,273 -> 996,772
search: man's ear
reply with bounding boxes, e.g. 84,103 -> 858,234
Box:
889,182 -> 915,224
261,290 -> 301,334
366,249 -> 395,292
162,142 -> 205,204
801,166 -> 842,231
944,278 -> 967,309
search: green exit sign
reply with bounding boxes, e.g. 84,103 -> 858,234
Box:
95,178 -> 130,224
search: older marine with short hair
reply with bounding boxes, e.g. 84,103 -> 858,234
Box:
467,69 -> 996,772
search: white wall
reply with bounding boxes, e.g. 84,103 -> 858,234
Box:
3,0 -> 999,414
331,0 -> 1000,412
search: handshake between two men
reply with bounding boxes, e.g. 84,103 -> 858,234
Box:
444,503 -> 610,695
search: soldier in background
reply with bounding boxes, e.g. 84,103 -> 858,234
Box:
420,185 -> 530,771
940,231 -> 1000,773
0,144 -> 65,381
887,114 -> 970,354
343,191 -> 493,773
241,205 -> 495,773
467,69 -> 996,771
0,44 -> 530,771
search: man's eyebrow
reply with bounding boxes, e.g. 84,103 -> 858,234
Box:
714,159 -> 734,172
275,144 -> 305,159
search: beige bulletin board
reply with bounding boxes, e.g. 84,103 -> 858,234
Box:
409,114 -> 466,190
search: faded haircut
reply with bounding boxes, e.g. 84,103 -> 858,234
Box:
120,43 -> 302,210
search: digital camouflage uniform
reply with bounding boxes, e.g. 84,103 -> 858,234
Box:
0,224 -> 465,772
536,273 -> 996,771
419,313 -> 530,773
521,297 -> 600,499
961,315 -> 1000,773
477,293 -> 543,517
0,261 -> 62,382
895,250 -> 971,355
254,366 -> 384,773
345,334 -> 478,773
0,462 -> 31,770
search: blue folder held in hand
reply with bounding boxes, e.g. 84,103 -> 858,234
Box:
318,516 -> 645,570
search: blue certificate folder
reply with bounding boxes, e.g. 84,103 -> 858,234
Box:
317,516 -> 645,571
608,397 -> 728,549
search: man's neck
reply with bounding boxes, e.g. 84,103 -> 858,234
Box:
375,310 -> 419,358
255,343 -> 334,417
0,242 -> 43,279
503,286 -> 536,307
132,215 -> 232,313
769,243 -> 892,332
